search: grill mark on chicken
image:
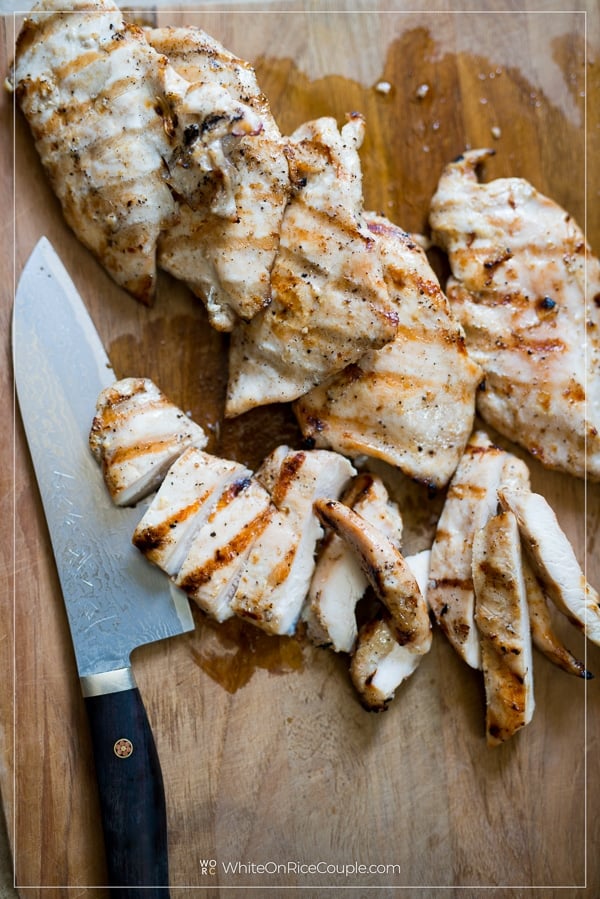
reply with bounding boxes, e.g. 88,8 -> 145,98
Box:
177,505 -> 272,592
132,489 -> 214,556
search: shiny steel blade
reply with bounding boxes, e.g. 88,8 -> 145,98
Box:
13,237 -> 194,679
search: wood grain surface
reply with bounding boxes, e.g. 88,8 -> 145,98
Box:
1,3 -> 599,897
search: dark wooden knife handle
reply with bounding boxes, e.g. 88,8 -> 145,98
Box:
84,686 -> 170,899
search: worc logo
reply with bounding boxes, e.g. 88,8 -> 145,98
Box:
199,858 -> 217,876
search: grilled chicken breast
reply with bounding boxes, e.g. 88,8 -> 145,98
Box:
147,26 -> 290,330
295,214 -> 482,488
225,115 -> 398,416
12,0 -> 177,302
230,448 -> 355,634
304,472 -> 403,653
131,447 -> 246,575
12,1 -> 264,305
472,509 -> 535,746
429,149 -> 600,481
499,488 -> 600,646
89,378 -> 207,506
427,431 -> 507,668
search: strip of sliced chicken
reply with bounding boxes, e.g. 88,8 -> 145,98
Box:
472,509 -> 535,746
147,25 -> 290,330
498,454 -> 591,678
427,430 -> 507,669
12,0 -> 263,304
131,447 -> 247,576
348,549 -> 432,710
523,557 -> 592,679
294,214 -> 482,489
89,378 -> 207,506
230,448 -> 356,635
499,488 -> 600,647
225,115 -> 398,416
304,472 -> 403,653
313,499 -> 431,653
429,148 -> 600,481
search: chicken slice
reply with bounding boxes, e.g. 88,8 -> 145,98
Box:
427,431 -> 507,669
147,26 -> 290,330
351,549 -> 433,712
304,472 -> 403,652
131,447 -> 246,576
225,115 -> 399,415
230,448 -> 355,635
294,214 -> 482,489
312,498 -> 431,710
89,378 -> 207,506
350,617 -> 422,711
313,499 -> 431,653
523,556 -> 591,679
429,148 -> 600,481
499,488 -> 600,646
12,1 -> 263,305
497,453 -> 591,677
175,476 -> 274,622
473,510 -> 535,746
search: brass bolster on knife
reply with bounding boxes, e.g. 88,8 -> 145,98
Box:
80,667 -> 136,697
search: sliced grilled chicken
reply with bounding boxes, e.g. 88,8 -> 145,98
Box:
230,448 -> 355,635
429,149 -> 600,481
225,115 -> 399,415
147,26 -> 290,330
499,488 -> 600,646
12,1 -> 263,305
304,472 -> 403,652
294,214 -> 482,489
427,431 -> 507,668
472,509 -> 535,746
497,453 -> 590,677
348,547 -> 430,711
350,617 -> 423,711
131,447 -> 246,576
523,556 -> 591,679
313,499 -> 431,653
89,378 -> 207,506
175,475 -> 274,622
312,498 -> 431,710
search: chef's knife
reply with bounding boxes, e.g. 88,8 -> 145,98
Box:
12,237 -> 195,897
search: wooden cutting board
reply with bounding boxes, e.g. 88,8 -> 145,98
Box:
1,3 -> 599,896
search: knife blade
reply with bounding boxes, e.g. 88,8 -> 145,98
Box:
12,237 -> 195,898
